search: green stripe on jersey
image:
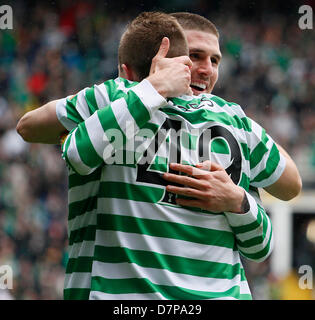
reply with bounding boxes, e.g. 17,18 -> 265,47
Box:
94,245 -> 242,279
97,213 -> 235,248
68,167 -> 102,189
241,143 -> 250,161
239,233 -> 273,261
75,121 -> 102,168
66,95 -> 84,124
239,172 -> 250,190
250,129 -> 269,169
85,86 -> 98,115
126,90 -> 151,128
66,256 -> 93,273
162,107 -> 250,131
97,105 -> 127,148
230,204 -> 263,234
68,195 -> 97,220
103,80 -> 120,101
210,95 -> 237,107
64,288 -> 90,300
68,224 -> 96,246
99,181 -> 164,203
251,143 -> 280,183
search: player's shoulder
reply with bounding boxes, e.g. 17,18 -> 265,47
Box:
96,77 -> 139,100
205,94 -> 253,130
198,93 -> 244,113
100,77 -> 138,91
170,93 -> 240,107
168,93 -> 247,117
206,94 -> 243,111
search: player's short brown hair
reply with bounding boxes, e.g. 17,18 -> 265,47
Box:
171,12 -> 219,38
118,11 -> 189,80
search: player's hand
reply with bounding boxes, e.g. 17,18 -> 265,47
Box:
147,37 -> 193,97
163,161 -> 246,213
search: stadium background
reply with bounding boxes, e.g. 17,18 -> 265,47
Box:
0,0 -> 314,299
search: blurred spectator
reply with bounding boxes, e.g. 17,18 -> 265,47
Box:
0,0 -> 314,299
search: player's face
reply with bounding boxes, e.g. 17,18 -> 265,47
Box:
185,30 -> 221,95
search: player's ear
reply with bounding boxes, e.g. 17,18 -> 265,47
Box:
120,63 -> 138,81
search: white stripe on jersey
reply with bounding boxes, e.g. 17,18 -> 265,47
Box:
68,180 -> 100,204
89,291 -> 165,300
97,197 -> 232,232
64,272 -> 91,289
65,130 -> 95,174
68,240 -> 95,260
94,83 -> 110,109
68,209 -> 97,234
110,97 -> 140,139
84,111 -> 110,159
56,97 -> 77,131
76,87 -> 92,119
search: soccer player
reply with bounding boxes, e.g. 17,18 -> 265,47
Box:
58,12 -> 193,300
15,12 -> 301,299
58,12 -> 283,299
161,12 -> 301,203
16,13 -> 301,201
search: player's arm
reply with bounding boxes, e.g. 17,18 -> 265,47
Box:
247,119 -> 301,201
62,42 -> 192,175
163,162 -> 273,262
263,144 -> 302,200
227,186 -> 274,262
16,38 -> 192,146
16,100 -> 66,144
62,79 -> 169,175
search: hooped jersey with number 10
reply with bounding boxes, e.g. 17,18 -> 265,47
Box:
57,77 -> 285,300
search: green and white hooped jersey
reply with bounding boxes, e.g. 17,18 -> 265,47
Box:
57,77 -> 286,300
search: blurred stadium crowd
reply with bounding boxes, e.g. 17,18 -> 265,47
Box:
0,0 -> 314,299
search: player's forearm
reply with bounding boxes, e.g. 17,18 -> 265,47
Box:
225,190 -> 274,262
16,100 -> 65,144
263,144 -> 302,200
247,120 -> 300,200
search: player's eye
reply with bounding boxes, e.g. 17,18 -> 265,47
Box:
190,53 -> 200,60
211,57 -> 219,65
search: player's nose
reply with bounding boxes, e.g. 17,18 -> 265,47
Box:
198,57 -> 213,76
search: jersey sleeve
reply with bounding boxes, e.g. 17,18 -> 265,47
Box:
246,118 -> 286,188
224,188 -> 273,262
62,79 -> 167,175
56,83 -> 112,131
